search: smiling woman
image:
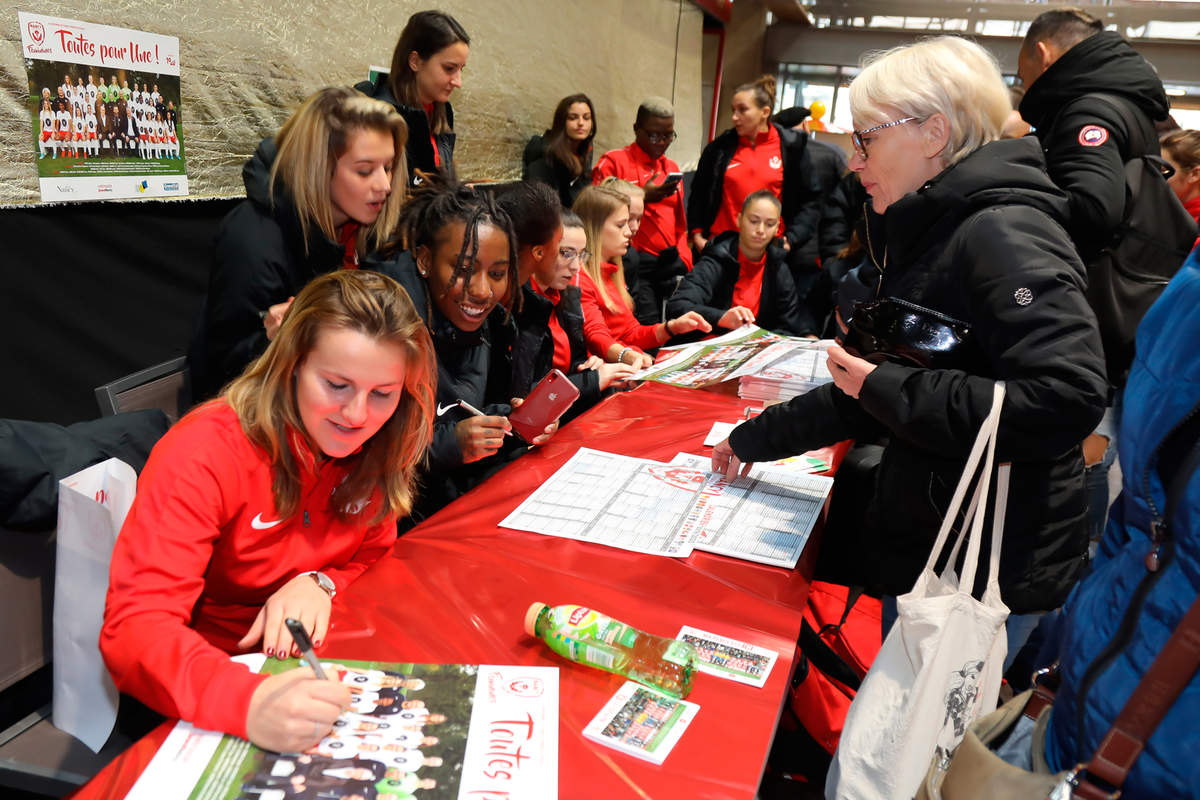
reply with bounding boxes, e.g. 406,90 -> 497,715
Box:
380,179 -> 531,522
188,86 -> 410,401
103,269 -> 436,754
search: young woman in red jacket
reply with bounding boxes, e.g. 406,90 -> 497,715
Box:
102,270 -> 436,753
573,184 -> 710,368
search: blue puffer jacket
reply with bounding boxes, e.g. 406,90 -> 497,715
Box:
1044,248 -> 1200,797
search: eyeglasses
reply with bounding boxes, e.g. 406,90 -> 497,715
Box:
641,130 -> 677,144
558,247 -> 591,264
851,117 -> 918,160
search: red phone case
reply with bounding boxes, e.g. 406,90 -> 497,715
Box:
508,369 -> 581,442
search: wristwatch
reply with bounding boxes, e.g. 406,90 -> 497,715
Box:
301,570 -> 336,599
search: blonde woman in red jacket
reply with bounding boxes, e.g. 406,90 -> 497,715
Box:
101,270 -> 435,753
573,184 -> 710,368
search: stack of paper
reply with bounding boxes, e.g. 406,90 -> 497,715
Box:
738,339 -> 835,403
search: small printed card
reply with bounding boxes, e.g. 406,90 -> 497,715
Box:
703,420 -> 745,447
676,626 -> 779,688
582,681 -> 699,765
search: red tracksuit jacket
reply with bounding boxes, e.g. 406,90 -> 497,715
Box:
101,402 -> 395,738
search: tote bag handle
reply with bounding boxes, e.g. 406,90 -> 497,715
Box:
921,382 -> 1006,589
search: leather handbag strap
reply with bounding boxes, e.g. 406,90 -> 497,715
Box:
1077,593 -> 1200,796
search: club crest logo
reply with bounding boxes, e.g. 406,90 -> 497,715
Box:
769,155 -> 783,169
505,677 -> 545,697
1078,125 -> 1108,147
27,21 -> 45,45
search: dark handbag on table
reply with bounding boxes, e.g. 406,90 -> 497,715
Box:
841,297 -> 971,369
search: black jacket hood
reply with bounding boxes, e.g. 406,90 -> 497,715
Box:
1020,31 -> 1169,130
240,137 -> 349,274
866,137 -> 1069,268
242,136 -> 276,209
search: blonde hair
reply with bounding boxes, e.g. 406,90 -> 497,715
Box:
223,270 -> 436,525
271,87 -> 409,257
600,176 -> 645,201
572,185 -> 632,313
850,36 -> 1011,167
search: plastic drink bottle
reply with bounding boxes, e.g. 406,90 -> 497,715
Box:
524,602 -> 696,698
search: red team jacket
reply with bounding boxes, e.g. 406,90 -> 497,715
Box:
101,402 -> 396,738
592,143 -> 694,270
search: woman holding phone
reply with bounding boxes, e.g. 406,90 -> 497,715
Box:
102,270 -> 436,753
384,180 -> 558,520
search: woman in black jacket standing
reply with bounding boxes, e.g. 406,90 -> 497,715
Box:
523,94 -> 596,209
713,37 -> 1108,664
188,87 -> 409,400
357,10 -> 469,183
688,76 -> 821,258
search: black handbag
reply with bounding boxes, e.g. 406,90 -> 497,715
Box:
841,297 -> 972,369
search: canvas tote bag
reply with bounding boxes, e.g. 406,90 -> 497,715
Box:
826,382 -> 1011,800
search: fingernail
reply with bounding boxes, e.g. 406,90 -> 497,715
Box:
313,639 -> 323,648
265,648 -> 273,658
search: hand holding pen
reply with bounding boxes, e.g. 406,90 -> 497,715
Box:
450,398 -> 512,463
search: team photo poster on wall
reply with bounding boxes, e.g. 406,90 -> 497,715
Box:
18,12 -> 187,203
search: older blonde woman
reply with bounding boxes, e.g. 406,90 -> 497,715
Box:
713,36 -> 1107,660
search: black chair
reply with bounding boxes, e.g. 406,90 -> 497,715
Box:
94,356 -> 190,421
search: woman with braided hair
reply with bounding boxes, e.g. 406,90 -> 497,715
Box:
383,179 -> 555,522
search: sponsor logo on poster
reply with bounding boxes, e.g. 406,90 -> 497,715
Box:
163,181 -> 179,191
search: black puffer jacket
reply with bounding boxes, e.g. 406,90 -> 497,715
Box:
687,123 -> 822,250
666,232 -> 806,336
793,139 -> 848,271
492,283 -> 600,415
1019,31 -> 1168,258
356,75 -> 456,182
729,137 -> 1108,613
381,251 -> 514,521
187,138 -> 394,400
524,149 -> 593,210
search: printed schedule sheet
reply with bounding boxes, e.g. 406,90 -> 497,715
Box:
500,447 -> 833,567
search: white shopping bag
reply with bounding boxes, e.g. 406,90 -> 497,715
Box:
53,457 -> 136,752
826,383 -> 1011,800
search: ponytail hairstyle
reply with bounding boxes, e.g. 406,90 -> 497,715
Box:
544,93 -> 597,179
388,10 -> 470,136
396,177 -> 522,318
223,270 -> 436,524
271,86 -> 409,257
572,184 -> 632,314
734,74 -> 777,119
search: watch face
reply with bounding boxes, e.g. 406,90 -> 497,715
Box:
312,571 -> 335,595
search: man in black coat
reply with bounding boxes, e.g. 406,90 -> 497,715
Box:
1017,8 -> 1169,259
1017,8 -> 1170,538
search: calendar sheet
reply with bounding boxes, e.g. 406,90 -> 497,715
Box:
501,448 -> 832,567
499,448 -> 703,556
681,467 -> 834,569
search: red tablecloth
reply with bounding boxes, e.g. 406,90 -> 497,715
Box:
70,382 -> 848,800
